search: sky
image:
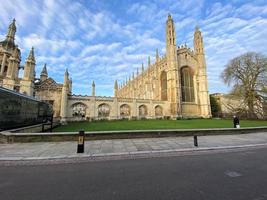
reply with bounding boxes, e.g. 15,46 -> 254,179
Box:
0,0 -> 267,96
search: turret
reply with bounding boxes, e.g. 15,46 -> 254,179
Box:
23,47 -> 35,81
91,81 -> 95,96
114,80 -> 118,97
193,26 -> 211,117
194,26 -> 204,55
40,63 -> 48,82
165,14 -> 181,117
60,69 -> 69,124
166,14 -> 176,52
19,47 -> 35,96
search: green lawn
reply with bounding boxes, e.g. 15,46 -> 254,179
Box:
53,119 -> 267,132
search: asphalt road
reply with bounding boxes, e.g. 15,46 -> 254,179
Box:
1,147 -> 267,200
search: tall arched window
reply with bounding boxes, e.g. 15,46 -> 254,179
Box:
160,71 -> 167,101
181,67 -> 195,102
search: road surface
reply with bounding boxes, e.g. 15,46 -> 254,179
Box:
1,147 -> 267,200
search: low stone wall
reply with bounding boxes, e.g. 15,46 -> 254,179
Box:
0,122 -> 60,143
0,127 -> 267,143
7,122 -> 60,133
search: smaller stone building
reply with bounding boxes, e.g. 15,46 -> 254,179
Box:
211,93 -> 267,119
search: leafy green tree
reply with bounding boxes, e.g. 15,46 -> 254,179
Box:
210,95 -> 221,117
221,52 -> 267,118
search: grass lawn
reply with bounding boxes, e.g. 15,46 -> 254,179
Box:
53,119 -> 267,132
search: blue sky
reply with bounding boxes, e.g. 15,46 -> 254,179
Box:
0,0 -> 267,96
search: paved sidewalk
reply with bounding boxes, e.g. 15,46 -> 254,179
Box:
1,132 -> 267,161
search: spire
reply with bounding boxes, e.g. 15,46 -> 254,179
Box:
114,80 -> 118,89
132,72 -> 134,79
64,68 -> 69,85
114,80 -> 118,97
41,63 -> 48,75
40,63 -> 48,81
148,56 -> 151,66
6,18 -> 16,42
23,47 -> 36,81
136,68 -> 139,76
91,81 -> 95,96
156,49 -> 159,61
168,13 -> 172,20
142,63 -> 144,72
27,47 -> 35,62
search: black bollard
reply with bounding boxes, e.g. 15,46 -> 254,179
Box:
194,135 -> 198,147
77,130 -> 85,153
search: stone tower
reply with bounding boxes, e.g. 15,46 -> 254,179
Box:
20,47 -> 35,96
165,14 -> 181,117
194,27 -> 211,117
40,63 -> 48,82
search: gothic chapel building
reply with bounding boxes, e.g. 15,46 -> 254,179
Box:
0,15 -> 211,122
116,14 -> 211,118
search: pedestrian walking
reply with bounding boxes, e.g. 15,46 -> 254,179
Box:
233,115 -> 240,128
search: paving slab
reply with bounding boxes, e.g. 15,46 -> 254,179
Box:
0,132 -> 267,161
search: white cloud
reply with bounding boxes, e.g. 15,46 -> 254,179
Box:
0,0 -> 266,96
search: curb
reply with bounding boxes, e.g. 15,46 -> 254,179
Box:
1,143 -> 267,161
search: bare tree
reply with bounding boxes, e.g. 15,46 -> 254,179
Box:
221,52 -> 267,119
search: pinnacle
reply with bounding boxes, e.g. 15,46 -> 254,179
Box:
114,80 -> 118,88
195,25 -> 201,33
41,63 -> 48,75
27,47 -> 35,62
10,18 -> 16,28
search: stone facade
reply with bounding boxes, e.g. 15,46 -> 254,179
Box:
116,15 -> 211,118
0,19 -> 35,96
0,15 -> 212,123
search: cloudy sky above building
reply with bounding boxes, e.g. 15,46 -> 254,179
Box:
0,0 -> 267,96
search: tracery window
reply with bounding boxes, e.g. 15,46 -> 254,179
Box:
181,67 -> 195,102
139,105 -> 148,117
72,103 -> 87,117
155,105 -> 163,116
98,103 -> 110,118
120,104 -> 130,117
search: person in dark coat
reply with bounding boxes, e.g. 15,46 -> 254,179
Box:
233,115 -> 240,128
